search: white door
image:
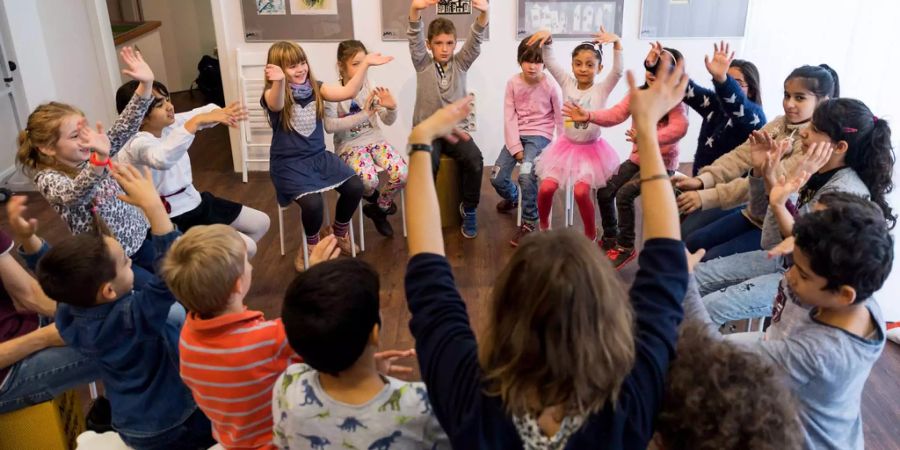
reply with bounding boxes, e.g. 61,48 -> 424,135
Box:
0,1 -> 30,190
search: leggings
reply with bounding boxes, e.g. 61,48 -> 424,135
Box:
339,141 -> 408,210
537,179 -> 596,240
295,176 -> 364,237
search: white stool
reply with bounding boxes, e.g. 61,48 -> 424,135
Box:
358,189 -> 407,252
277,195 -> 357,271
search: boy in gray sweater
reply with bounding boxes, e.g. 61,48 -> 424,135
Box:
407,0 -> 489,238
685,193 -> 890,450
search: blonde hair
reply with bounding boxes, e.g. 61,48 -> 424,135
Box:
16,102 -> 84,177
479,229 -> 635,417
265,41 -> 324,131
161,225 -> 246,317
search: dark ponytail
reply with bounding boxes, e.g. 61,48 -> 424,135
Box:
812,98 -> 895,228
785,64 -> 840,99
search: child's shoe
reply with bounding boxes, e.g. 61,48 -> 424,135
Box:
335,234 -> 360,256
496,198 -> 518,214
363,203 -> 394,237
607,245 -> 636,270
509,222 -> 535,247
459,203 -> 478,239
599,236 -> 617,252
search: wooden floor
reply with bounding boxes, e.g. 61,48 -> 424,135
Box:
8,92 -> 898,448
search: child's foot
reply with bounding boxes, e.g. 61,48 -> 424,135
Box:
509,222 -> 535,247
459,203 -> 478,239
496,198 -> 518,214
363,203 -> 394,237
599,236 -> 617,252
335,234 -> 359,256
607,245 -> 636,270
364,189 -> 381,204
295,243 -> 314,272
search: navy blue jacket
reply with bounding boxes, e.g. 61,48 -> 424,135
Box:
405,239 -> 689,449
686,75 -> 766,174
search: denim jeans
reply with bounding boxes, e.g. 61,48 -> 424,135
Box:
119,408 -> 215,450
680,206 -> 741,238
0,345 -> 99,413
685,209 -> 762,261
490,136 -> 551,223
695,250 -> 785,325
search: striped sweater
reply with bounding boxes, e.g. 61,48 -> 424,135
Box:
179,309 -> 300,450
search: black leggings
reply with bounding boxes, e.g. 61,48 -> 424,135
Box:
295,176 -> 364,237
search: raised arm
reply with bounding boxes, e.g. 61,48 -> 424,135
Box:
683,79 -> 717,115
107,47 -> 155,156
408,0 -> 438,71
323,99 -> 372,134
373,87 -> 398,126
454,0 -> 488,72
263,64 -> 286,113
529,31 -> 572,88
320,53 -> 393,102
35,169 -> 105,207
594,27 -> 624,97
3,198 -> 55,316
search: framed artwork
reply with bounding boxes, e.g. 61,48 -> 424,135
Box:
381,0 -> 489,41
639,0 -> 750,39
516,0 -> 624,40
241,0 -> 353,41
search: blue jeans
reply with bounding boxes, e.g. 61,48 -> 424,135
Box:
490,136 -> 550,223
681,206 -> 741,238
0,345 -> 99,413
695,250 -> 785,325
685,209 -> 761,261
119,408 -> 215,450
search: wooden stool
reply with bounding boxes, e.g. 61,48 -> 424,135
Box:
0,390 -> 84,450
435,155 -> 462,228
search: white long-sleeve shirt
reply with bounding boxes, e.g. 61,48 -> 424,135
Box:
115,104 -> 219,217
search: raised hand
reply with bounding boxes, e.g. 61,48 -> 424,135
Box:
761,138 -> 792,189
593,26 -> 620,46
222,102 -> 249,125
6,196 -> 38,245
308,235 -> 340,266
472,0 -> 489,14
113,165 -> 162,210
748,130 -> 781,174
374,349 -> 417,380
363,52 -> 394,67
677,191 -> 702,215
644,41 -> 663,68
625,128 -> 637,143
562,101 -> 589,122
527,29 -> 552,48
704,41 -> 735,83
410,0 -> 438,11
794,141 -> 834,178
769,169 -> 811,208
264,64 -> 285,82
628,51 -> 688,124
78,121 -> 111,157
373,86 -> 397,110
120,46 -> 153,83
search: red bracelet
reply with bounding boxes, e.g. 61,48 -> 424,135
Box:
89,151 -> 114,170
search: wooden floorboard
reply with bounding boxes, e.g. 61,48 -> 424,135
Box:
9,91 -> 897,447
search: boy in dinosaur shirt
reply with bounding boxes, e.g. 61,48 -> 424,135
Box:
274,259 -> 448,450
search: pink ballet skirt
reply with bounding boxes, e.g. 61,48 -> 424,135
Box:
535,135 -> 620,188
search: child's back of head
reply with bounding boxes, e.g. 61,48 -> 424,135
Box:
161,224 -> 247,318
656,321 -> 803,450
37,233 -> 119,308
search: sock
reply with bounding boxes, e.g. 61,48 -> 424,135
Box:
332,220 -> 350,238
573,182 -> 596,241
537,179 -> 559,230
306,233 -> 320,246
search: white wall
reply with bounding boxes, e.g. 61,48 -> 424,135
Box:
142,0 -> 217,92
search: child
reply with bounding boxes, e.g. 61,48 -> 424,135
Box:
690,198 -> 891,450
262,41 -> 391,271
697,98 -> 894,327
684,41 -> 766,175
489,36 -> 561,246
567,43 -> 688,268
402,54 -> 689,448
35,165 -> 214,450
114,80 -> 270,257
325,40 -> 407,238
526,28 -> 623,243
654,321 -> 802,450
16,47 -> 159,288
407,0 -> 489,238
274,258 -> 448,449
679,64 -> 839,258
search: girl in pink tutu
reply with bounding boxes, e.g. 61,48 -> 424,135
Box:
527,28 -> 623,241
566,44 -> 689,269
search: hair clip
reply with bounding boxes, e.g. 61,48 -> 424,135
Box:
842,127 -> 858,133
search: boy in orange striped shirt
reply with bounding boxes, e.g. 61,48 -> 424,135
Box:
163,229 -> 413,449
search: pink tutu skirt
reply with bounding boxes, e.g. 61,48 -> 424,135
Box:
535,135 -> 620,188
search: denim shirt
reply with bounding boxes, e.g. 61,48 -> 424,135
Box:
53,230 -> 197,436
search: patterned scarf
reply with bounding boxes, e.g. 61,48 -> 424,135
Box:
513,413 -> 585,450
289,79 -> 313,103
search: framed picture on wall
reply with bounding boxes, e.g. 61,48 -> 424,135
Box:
241,0 -> 353,41
516,0 -> 625,40
381,0 -> 490,41
639,0 -> 750,39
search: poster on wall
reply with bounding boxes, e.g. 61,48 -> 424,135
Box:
241,0 -> 353,41
639,0 -> 749,38
256,0 -> 286,15
517,0 -> 624,40
289,0 -> 338,15
381,0 -> 489,41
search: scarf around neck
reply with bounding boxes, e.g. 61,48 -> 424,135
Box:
290,79 -> 313,102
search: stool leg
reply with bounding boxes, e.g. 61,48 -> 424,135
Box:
300,210 -> 309,270
359,200 -> 366,252
89,382 -> 98,400
566,182 -> 575,227
278,204 -> 285,256
349,220 -> 357,258
401,189 -> 408,237
516,186 -> 523,227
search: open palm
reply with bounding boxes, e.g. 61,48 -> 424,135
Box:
704,41 -> 734,82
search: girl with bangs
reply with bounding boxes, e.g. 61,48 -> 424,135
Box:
262,41 -> 392,271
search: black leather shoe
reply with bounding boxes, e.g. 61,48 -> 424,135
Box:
363,203 -> 394,237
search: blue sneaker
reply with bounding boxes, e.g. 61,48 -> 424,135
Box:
459,203 -> 478,239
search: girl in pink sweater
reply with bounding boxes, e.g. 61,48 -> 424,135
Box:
566,44 -> 688,269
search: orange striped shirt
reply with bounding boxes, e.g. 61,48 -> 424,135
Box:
179,308 -> 299,450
